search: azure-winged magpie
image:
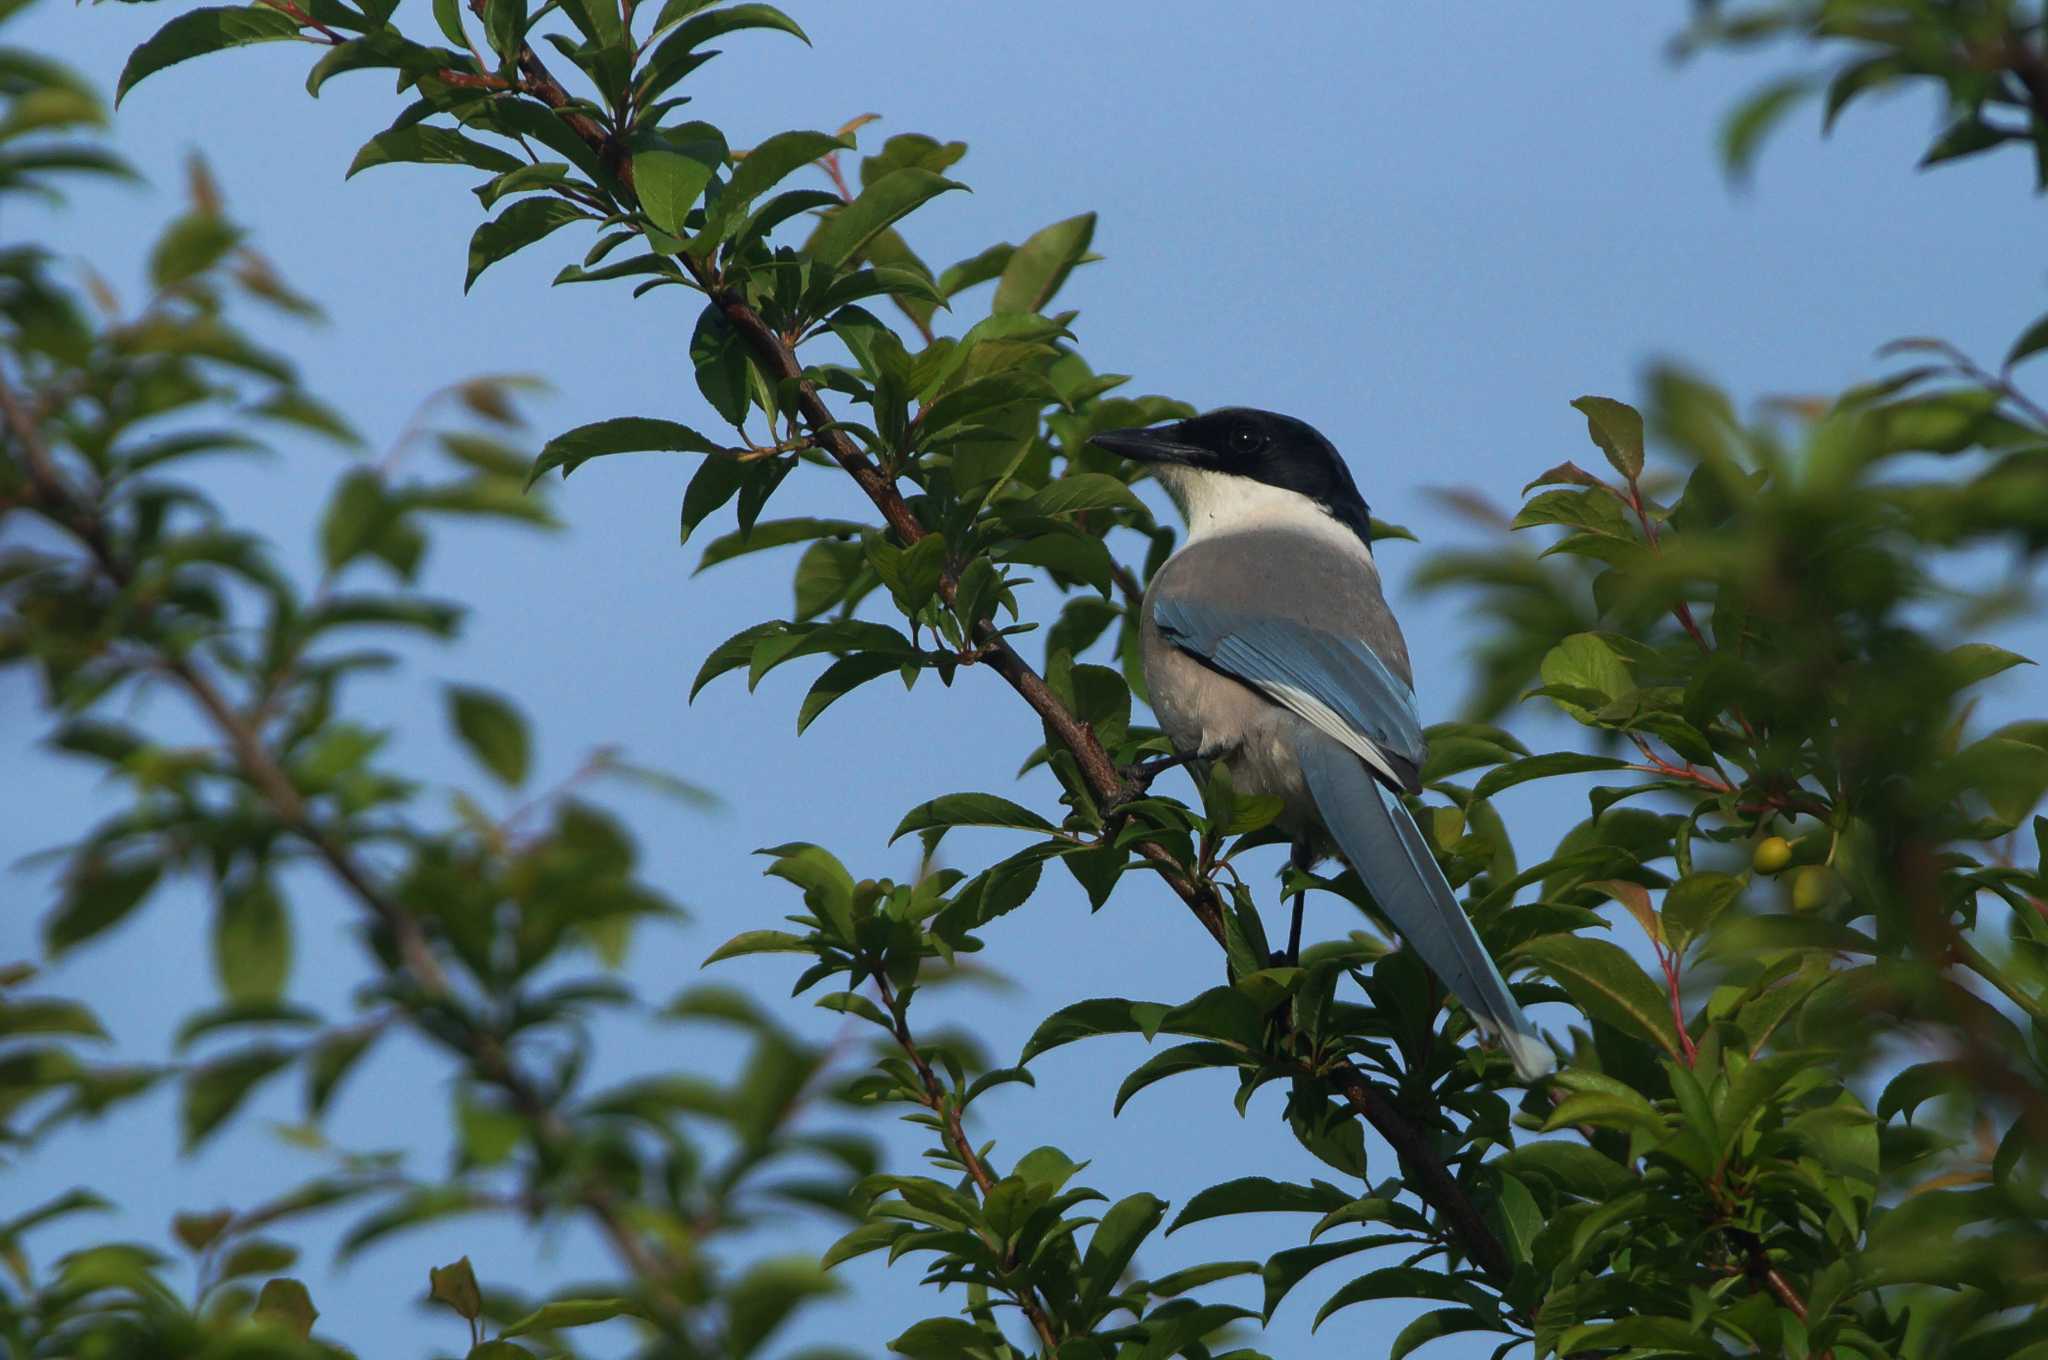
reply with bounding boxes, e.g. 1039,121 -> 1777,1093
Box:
1090,408 -> 1555,1081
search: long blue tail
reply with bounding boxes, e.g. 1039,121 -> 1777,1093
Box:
1297,732 -> 1554,1081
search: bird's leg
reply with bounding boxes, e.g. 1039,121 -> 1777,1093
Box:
1120,750 -> 1198,789
1285,837 -> 1314,966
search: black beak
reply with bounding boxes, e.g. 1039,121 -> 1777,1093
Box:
1087,423 -> 1204,466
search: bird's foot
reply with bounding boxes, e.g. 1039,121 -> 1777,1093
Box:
1118,751 -> 1197,792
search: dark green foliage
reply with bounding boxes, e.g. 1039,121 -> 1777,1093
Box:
20,0 -> 2048,1355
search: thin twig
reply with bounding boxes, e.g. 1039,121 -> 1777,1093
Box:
874,971 -> 1062,1354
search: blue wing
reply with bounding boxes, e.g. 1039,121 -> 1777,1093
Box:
1151,595 -> 1425,794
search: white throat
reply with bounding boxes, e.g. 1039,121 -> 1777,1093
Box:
1152,465 -> 1378,567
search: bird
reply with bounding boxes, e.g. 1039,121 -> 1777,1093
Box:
1088,407 -> 1555,1082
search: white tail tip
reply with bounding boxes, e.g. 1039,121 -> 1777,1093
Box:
1496,1028 -> 1556,1083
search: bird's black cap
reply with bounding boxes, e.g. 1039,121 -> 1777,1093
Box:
1089,407 -> 1373,544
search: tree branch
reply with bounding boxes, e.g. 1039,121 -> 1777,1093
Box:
874,972 -> 1062,1355
1329,1067 -> 1511,1282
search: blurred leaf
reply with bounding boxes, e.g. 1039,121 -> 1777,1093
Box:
182,1045 -> 294,1149
1719,76 -> 1811,182
46,859 -> 161,955
445,684 -> 530,786
428,1256 -> 482,1321
214,875 -> 290,1004
725,1258 -> 841,1358
251,1277 -> 317,1339
501,1297 -> 636,1336
149,212 -> 241,290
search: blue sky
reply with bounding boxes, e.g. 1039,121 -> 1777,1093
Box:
5,3 -> 2045,1357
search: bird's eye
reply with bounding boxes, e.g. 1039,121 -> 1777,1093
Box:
1228,424 -> 1266,456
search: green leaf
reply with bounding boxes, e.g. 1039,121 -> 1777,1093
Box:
646,0 -> 807,50
466,198 -> 593,292
680,454 -> 748,543
182,1046 -> 294,1150
1921,114 -> 2015,168
529,416 -> 724,486
347,124 -> 522,179
891,793 -> 1054,843
428,1257 -> 482,1321
634,126 -> 726,238
1516,933 -> 1681,1058
305,1025 -> 377,1116
797,653 -> 903,734
1077,1192 -> 1166,1311
116,6 -> 302,106
691,303 -> 754,425
696,129 -> 850,250
808,168 -> 965,271
502,1298 -> 635,1337
251,1277 -> 318,1339
1718,76 -> 1812,182
1570,396 -> 1645,480
1945,642 -> 2032,692
1387,1306 -> 1496,1358
698,517 -> 868,570
1262,1237 -> 1396,1321
1145,1259 -> 1261,1298
1492,1140 -> 1635,1201
445,685 -> 530,786
1471,752 -> 1630,799
889,1318 -> 992,1359
214,876 -> 289,1004
1166,1176 -> 1349,1235
1113,1042 -> 1242,1114
46,860 -> 162,955
0,999 -> 107,1040
1313,1267 -> 1490,1331
1020,997 -> 1146,1062
148,213 -> 242,291
1025,472 -> 1143,517
821,1219 -> 908,1269
1536,632 -> 1633,721
2007,312 -> 2048,370
483,0 -> 526,59
725,1258 -> 840,1358
992,212 -> 1095,315
940,242 -> 1014,297
431,0 -> 466,43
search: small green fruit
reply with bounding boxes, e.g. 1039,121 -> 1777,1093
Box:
1752,836 -> 1794,875
1790,864 -> 1834,913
